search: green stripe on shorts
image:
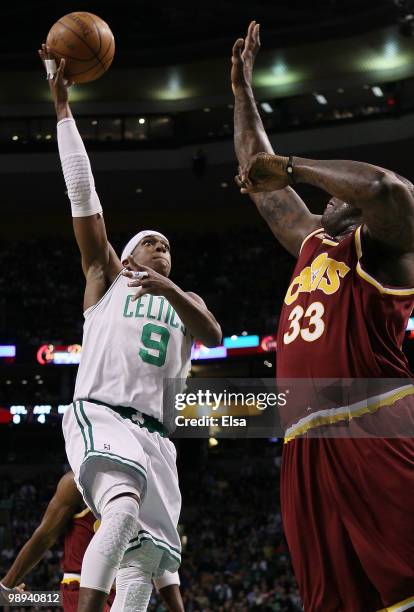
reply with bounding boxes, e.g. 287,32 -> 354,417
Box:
128,529 -> 181,555
79,400 -> 94,451
73,402 -> 88,456
125,532 -> 181,562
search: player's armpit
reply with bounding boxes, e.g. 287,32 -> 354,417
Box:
252,190 -> 321,257
362,176 -> 414,252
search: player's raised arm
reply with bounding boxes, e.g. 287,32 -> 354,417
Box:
0,473 -> 81,589
231,22 -> 321,257
243,153 -> 414,253
39,45 -> 122,307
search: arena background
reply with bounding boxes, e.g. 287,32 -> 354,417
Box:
1,1 -> 414,610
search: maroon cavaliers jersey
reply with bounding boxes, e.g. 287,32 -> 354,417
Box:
61,508 -> 98,573
276,226 -> 414,438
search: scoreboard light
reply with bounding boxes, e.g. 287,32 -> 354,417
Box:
407,317 -> 414,331
34,321 -> 413,368
191,343 -> 227,360
223,335 -> 260,349
260,335 -> 277,352
37,344 -> 82,365
10,405 -> 27,425
0,345 -> 16,362
33,405 -> 52,415
0,345 -> 16,358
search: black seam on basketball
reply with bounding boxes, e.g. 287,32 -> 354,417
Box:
73,39 -> 113,80
66,40 -> 112,79
56,18 -> 104,68
86,14 -> 102,55
67,58 -> 102,77
48,49 -> 95,63
84,56 -> 111,80
98,36 -> 114,65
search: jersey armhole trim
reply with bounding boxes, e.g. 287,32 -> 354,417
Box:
72,507 -> 90,519
299,227 -> 324,255
354,226 -> 414,295
83,273 -> 122,318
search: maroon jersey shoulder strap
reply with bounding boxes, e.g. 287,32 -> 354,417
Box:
299,227 -> 325,257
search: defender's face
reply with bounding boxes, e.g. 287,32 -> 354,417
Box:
125,235 -> 172,277
321,197 -> 362,237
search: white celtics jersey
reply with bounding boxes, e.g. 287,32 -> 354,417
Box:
74,273 -> 192,423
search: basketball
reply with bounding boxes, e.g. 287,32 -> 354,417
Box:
46,12 -> 115,84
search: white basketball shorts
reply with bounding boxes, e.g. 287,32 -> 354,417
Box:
62,399 -> 181,576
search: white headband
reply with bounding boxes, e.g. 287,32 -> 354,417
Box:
121,230 -> 169,263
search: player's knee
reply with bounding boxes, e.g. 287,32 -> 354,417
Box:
99,495 -> 140,564
81,494 -> 141,593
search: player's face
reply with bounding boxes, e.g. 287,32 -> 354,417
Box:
321,198 -> 362,237
131,236 -> 172,277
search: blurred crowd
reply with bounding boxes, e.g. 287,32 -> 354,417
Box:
0,230 -> 294,346
0,441 -> 301,611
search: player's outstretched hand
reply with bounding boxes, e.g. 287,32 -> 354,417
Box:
38,43 -> 74,108
122,257 -> 177,301
231,20 -> 260,94
237,152 -> 290,194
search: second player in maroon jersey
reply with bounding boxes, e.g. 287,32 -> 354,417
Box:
232,20 -> 414,612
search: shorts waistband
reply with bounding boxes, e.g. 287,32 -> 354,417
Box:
77,398 -> 169,437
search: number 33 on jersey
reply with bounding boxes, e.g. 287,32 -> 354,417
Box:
276,227 -> 414,379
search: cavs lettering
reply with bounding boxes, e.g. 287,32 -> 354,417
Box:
285,252 -> 350,306
283,252 -> 350,346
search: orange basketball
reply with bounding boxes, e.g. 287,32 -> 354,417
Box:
46,12 -> 115,84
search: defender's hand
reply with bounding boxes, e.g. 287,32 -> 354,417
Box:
122,257 -> 177,301
231,21 -> 260,94
38,43 -> 73,108
238,153 -> 290,193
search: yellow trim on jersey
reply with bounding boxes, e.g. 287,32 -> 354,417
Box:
72,507 -> 90,519
321,238 -> 338,247
355,226 -> 414,296
299,227 -> 324,255
61,576 -> 81,585
284,384 -> 414,443
377,595 -> 414,611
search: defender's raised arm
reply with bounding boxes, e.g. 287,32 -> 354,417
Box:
243,153 -> 414,253
231,22 -> 320,257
